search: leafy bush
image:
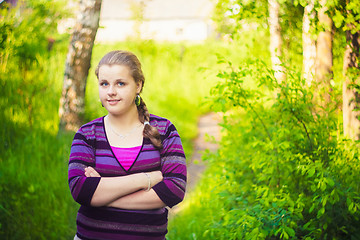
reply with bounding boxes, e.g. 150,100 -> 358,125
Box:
0,0 -> 69,133
168,60 -> 360,239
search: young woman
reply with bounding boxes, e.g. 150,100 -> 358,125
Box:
68,50 -> 187,240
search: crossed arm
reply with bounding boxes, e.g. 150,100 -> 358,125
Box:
85,167 -> 166,210
70,123 -> 186,210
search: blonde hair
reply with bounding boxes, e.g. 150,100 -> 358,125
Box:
95,50 -> 162,149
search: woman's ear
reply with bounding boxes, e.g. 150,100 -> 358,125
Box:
136,82 -> 143,94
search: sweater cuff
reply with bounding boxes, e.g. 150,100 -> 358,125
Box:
152,182 -> 182,208
77,177 -> 101,206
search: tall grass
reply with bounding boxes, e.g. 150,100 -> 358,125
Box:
0,37 -> 77,239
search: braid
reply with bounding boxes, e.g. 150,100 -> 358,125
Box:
137,97 -> 163,149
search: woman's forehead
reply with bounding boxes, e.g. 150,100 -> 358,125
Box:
98,65 -> 132,78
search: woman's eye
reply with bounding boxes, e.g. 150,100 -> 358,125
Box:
117,82 -> 125,86
100,82 -> 108,86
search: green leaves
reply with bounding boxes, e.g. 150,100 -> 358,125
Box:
169,58 -> 360,238
198,58 -> 360,239
328,0 -> 360,33
332,9 -> 345,28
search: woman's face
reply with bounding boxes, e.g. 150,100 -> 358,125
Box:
98,64 -> 142,117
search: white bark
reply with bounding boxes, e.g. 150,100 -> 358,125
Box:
314,0 -> 333,104
268,0 -> 286,83
343,29 -> 360,140
59,0 -> 102,131
315,0 -> 333,84
302,0 -> 316,86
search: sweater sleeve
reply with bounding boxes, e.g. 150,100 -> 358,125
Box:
68,127 -> 101,206
152,123 -> 187,208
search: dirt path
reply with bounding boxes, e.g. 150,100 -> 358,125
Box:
169,112 -> 222,216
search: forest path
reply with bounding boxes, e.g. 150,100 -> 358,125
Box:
169,112 -> 222,217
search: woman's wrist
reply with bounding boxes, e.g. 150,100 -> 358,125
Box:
143,172 -> 151,191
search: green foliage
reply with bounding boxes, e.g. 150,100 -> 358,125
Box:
327,0 -> 360,33
168,60 -> 360,239
0,0 -> 70,132
212,0 -> 304,68
169,1 -> 360,239
0,0 -> 69,68
212,0 -> 268,36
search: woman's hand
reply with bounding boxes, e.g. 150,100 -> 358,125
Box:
85,167 -> 162,188
84,167 -> 162,188
85,166 -> 101,177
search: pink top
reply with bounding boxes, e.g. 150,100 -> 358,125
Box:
111,145 -> 142,171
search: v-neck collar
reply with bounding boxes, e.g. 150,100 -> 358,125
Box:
102,116 -> 144,172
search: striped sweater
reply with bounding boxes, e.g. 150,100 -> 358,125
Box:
68,114 -> 187,240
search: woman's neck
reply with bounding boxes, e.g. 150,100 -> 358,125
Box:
106,107 -> 141,130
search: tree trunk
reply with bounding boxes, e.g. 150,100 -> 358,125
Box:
302,0 -> 316,86
268,0 -> 286,83
343,28 -> 360,140
59,0 -> 102,131
314,0 -> 333,104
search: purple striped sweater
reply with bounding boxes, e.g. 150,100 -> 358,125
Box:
68,114 -> 187,240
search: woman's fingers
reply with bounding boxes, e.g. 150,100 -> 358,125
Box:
85,166 -> 101,177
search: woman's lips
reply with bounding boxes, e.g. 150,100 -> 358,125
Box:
107,99 -> 120,105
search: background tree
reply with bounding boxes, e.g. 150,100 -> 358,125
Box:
302,0 -> 316,86
268,0 -> 286,82
331,0 -> 360,139
314,0 -> 333,104
59,0 -> 102,131
212,0 -> 304,82
343,30 -> 360,139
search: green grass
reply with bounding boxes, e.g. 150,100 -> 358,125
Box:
0,39 -> 77,239
0,130 -> 77,239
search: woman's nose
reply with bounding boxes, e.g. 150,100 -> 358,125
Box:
107,85 -> 116,96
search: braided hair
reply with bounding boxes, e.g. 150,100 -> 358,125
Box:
95,50 -> 163,149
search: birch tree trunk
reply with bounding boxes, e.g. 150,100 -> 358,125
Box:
343,29 -> 360,140
302,0 -> 316,86
59,0 -> 102,131
314,0 -> 333,104
268,0 -> 286,83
